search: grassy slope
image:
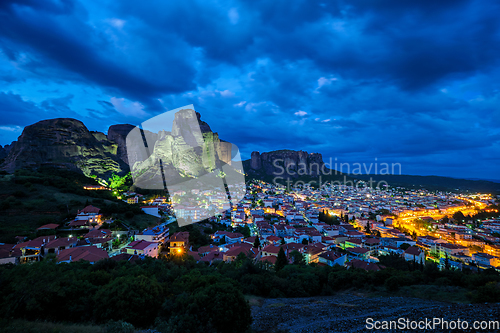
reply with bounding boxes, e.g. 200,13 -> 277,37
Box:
0,320 -> 106,333
0,174 -> 157,243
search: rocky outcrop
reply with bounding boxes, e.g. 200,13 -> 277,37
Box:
129,108 -> 236,188
0,111 -> 238,187
107,124 -> 136,165
248,150 -> 325,178
0,118 -> 128,179
0,143 -> 12,161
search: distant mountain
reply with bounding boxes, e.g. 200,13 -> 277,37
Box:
463,178 -> 500,184
353,174 -> 500,194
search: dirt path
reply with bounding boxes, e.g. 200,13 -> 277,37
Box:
251,294 -> 500,332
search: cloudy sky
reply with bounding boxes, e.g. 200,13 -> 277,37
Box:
0,0 -> 499,179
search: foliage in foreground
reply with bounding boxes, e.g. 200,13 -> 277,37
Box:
0,254 -> 499,331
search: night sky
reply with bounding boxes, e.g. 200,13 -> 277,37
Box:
0,0 -> 499,179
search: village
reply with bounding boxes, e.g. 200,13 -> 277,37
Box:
1,180 -> 499,273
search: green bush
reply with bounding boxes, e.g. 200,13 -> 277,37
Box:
385,276 -> 400,292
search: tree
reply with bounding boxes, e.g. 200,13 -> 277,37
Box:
289,250 -> 305,265
399,243 -> 411,250
301,238 -> 309,245
275,247 -> 288,271
158,275 -> 252,333
235,225 -> 251,238
453,211 -> 466,223
253,237 -> 261,249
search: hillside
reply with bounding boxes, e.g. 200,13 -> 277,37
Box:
354,174 -> 500,194
0,169 -> 158,243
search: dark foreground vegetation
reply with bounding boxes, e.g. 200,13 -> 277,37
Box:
0,169 -> 154,243
1,253 -> 499,332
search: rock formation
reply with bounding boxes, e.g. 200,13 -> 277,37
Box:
107,124 -> 136,164
0,118 -> 128,179
247,150 -> 325,178
0,112 -> 239,187
128,108 -> 237,188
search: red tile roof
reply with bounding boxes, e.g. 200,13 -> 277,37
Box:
260,256 -> 277,264
348,247 -> 370,254
262,244 -> 281,255
318,250 -> 342,262
348,259 -> 381,271
110,253 -> 142,262
37,223 -> 60,230
78,205 -> 100,214
200,251 -> 223,262
404,246 -> 423,256
127,240 -> 155,250
15,235 -> 56,249
45,237 -> 78,249
224,243 -> 254,258
84,229 -> 112,239
169,231 -> 189,243
57,246 -> 109,263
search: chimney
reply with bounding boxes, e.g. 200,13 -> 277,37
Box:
69,255 -> 72,262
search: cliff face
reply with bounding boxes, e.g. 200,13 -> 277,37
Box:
0,112 -> 237,186
248,150 -> 324,178
128,109 -> 235,188
107,124 -> 136,164
0,118 -> 128,179
0,143 -> 12,161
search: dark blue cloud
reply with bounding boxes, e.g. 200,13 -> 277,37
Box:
0,0 -> 498,179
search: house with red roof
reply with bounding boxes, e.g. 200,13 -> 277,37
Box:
212,231 -> 244,244
303,243 -> 326,264
404,246 -> 425,263
346,247 -> 370,260
68,219 -> 89,228
347,259 -> 382,271
265,235 -> 282,245
135,223 -> 169,243
260,255 -> 277,267
84,229 -> 112,239
261,244 -> 281,257
141,205 -> 160,217
44,237 -> 78,255
57,246 -> 109,263
197,244 -> 219,257
318,250 -> 346,267
36,223 -> 60,231
14,235 -> 56,263
223,243 -> 256,262
76,205 -> 102,224
125,240 -> 159,258
282,242 -> 305,255
199,250 -> 223,265
110,253 -> 142,262
169,232 -> 189,253
0,244 -> 22,265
